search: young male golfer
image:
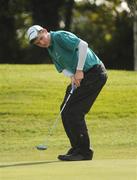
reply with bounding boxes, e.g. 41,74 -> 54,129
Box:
27,25 -> 107,161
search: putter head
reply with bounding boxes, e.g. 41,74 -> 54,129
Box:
36,144 -> 48,150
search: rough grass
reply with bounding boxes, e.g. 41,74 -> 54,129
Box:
0,64 -> 137,163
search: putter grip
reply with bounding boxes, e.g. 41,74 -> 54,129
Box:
70,84 -> 76,94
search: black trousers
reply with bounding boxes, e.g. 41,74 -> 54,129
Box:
60,64 -> 108,154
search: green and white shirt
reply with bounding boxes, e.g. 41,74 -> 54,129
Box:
48,31 -> 101,74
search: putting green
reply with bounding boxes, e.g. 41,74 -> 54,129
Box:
0,159 -> 136,180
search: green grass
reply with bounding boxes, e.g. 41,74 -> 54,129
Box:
0,160 -> 136,180
0,64 -> 137,179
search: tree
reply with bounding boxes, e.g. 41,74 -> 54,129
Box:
29,0 -> 65,30
0,0 -> 134,67
0,0 -> 20,62
64,0 -> 75,30
126,0 -> 137,70
72,0 -> 133,69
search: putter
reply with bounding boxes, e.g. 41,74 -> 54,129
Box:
36,84 -> 76,150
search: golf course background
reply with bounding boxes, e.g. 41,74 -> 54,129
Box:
0,64 -> 137,179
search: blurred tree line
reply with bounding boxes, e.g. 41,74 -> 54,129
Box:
0,0 -> 134,70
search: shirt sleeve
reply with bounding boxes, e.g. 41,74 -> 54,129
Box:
62,69 -> 74,77
54,31 -> 80,51
54,60 -> 63,73
77,40 -> 88,70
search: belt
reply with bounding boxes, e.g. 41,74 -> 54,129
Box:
84,63 -> 106,74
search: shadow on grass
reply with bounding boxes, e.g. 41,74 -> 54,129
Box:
0,160 -> 60,168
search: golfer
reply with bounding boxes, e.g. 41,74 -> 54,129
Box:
27,25 -> 108,161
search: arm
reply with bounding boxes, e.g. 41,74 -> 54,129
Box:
62,39 -> 88,87
73,40 -> 88,87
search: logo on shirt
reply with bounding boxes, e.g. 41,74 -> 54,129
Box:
55,52 -> 61,59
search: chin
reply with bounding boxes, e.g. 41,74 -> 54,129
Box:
41,45 -> 47,48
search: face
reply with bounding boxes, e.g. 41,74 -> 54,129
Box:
34,29 -> 50,48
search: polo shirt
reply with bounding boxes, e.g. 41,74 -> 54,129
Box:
48,31 -> 101,74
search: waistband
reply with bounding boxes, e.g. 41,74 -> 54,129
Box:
84,63 -> 106,74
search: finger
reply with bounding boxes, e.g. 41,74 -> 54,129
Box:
74,79 -> 81,87
77,80 -> 81,87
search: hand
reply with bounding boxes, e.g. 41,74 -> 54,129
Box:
71,70 -> 84,87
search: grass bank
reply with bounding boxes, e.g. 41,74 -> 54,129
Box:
0,64 -> 137,163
